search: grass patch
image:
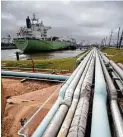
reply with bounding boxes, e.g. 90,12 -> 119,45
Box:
101,48 -> 123,63
1,50 -> 87,73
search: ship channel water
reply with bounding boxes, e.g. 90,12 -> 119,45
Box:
1,49 -> 85,61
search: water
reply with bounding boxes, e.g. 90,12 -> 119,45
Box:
1,49 -> 84,61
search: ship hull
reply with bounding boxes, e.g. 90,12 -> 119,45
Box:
13,39 -> 71,53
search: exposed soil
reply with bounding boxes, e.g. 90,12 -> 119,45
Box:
1,78 -> 62,137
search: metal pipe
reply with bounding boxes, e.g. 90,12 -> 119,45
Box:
1,71 -> 69,82
91,50 -> 111,137
99,50 -> 109,65
111,100 -> 123,137
99,52 -> 123,137
31,50 -> 93,137
57,51 -> 94,137
2,75 -> 69,83
99,53 -> 117,100
110,60 -> 123,81
41,50 -> 94,137
111,71 -> 123,94
67,51 -> 95,137
117,63 -> 123,70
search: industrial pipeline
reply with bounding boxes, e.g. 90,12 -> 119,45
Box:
1,71 -> 69,82
17,48 -> 123,137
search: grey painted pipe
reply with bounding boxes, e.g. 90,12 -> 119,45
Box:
117,63 -> 123,70
99,52 -> 123,137
67,51 -> 95,137
110,60 -> 123,81
42,50 -> 94,137
31,50 -> 93,137
1,71 -> 69,82
57,52 -> 94,137
111,71 -> 123,94
91,50 -> 111,137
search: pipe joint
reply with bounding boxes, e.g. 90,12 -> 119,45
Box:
60,99 -> 71,108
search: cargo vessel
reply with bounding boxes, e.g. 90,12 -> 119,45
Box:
13,14 -> 76,53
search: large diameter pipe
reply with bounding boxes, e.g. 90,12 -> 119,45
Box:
110,60 -> 123,81
67,52 -> 95,137
31,50 -> 93,137
1,71 -> 69,82
57,51 -> 94,137
91,51 -> 111,137
99,52 -> 123,137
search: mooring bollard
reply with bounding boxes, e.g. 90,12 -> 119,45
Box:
16,52 -> 19,61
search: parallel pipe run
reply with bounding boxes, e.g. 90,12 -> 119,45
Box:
99,52 -> 123,137
117,63 -> 123,70
31,50 -> 93,137
1,71 -> 69,82
98,53 -> 117,100
67,52 -> 95,137
110,60 -> 123,81
41,50 -> 94,137
91,51 -> 111,137
57,52 -> 94,137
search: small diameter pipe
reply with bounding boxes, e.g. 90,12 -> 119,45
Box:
111,71 -> 123,94
67,51 -> 95,137
99,50 -> 109,65
91,50 -> 111,137
57,52 -> 94,137
1,71 -> 69,82
1,76 -> 68,83
99,52 -> 123,137
31,50 -> 93,137
110,60 -> 123,81
117,63 -> 123,70
41,50 -> 94,137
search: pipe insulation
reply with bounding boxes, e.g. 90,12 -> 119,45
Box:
67,50 -> 95,137
99,52 -> 123,137
91,50 -> 111,137
31,49 -> 94,137
110,60 -> 123,81
1,71 -> 69,82
57,51 -> 94,137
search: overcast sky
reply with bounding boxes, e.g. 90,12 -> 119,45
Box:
1,1 -> 123,44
